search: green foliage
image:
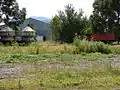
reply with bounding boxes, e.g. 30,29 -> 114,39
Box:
0,41 -> 120,55
0,0 -> 26,30
91,0 -> 120,34
111,45 -> 120,54
0,41 -> 117,56
50,4 -> 91,43
0,42 -> 75,55
0,53 -> 111,63
50,15 -> 62,41
73,37 -> 112,54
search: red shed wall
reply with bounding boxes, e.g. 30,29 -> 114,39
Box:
89,34 -> 116,41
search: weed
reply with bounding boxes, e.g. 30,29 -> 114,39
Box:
73,39 -> 112,54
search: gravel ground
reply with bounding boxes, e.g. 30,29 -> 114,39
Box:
0,64 -> 34,79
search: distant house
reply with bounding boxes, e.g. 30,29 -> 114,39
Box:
20,18 -> 52,41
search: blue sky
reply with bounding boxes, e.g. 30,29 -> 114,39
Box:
17,0 -> 94,18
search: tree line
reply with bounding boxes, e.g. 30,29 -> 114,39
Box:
50,0 -> 120,43
1,0 -> 120,43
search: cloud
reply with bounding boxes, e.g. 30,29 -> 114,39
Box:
17,0 -> 94,18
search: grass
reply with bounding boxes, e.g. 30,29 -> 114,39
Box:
0,53 -> 113,63
0,61 -> 120,90
0,40 -> 119,55
0,41 -> 120,90
0,42 -> 74,55
111,45 -> 120,54
0,40 -> 114,55
0,52 -> 116,90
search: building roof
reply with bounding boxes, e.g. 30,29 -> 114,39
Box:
22,26 -> 35,32
0,26 -> 14,31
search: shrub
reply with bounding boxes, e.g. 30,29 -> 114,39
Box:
73,38 -> 112,54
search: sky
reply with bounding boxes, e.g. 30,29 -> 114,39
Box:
17,0 -> 95,18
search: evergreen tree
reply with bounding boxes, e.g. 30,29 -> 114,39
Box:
0,0 -> 26,30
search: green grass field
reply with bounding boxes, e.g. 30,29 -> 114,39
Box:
0,41 -> 120,90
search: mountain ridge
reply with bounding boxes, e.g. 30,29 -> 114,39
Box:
30,16 -> 52,23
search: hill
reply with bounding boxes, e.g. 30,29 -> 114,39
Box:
30,16 -> 52,23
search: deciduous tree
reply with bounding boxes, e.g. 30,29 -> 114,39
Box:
91,0 -> 120,35
50,4 -> 89,43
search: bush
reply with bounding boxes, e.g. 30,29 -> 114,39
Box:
73,38 -> 112,54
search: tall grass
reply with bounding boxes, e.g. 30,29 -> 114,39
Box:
0,40 -> 117,55
111,45 -> 120,54
73,38 -> 112,54
0,42 -> 74,55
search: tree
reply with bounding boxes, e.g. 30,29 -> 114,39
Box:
50,15 -> 62,41
83,16 -> 92,35
91,0 -> 120,35
0,0 -> 26,30
50,4 -> 89,43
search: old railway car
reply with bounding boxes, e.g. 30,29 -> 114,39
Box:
89,34 -> 120,43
